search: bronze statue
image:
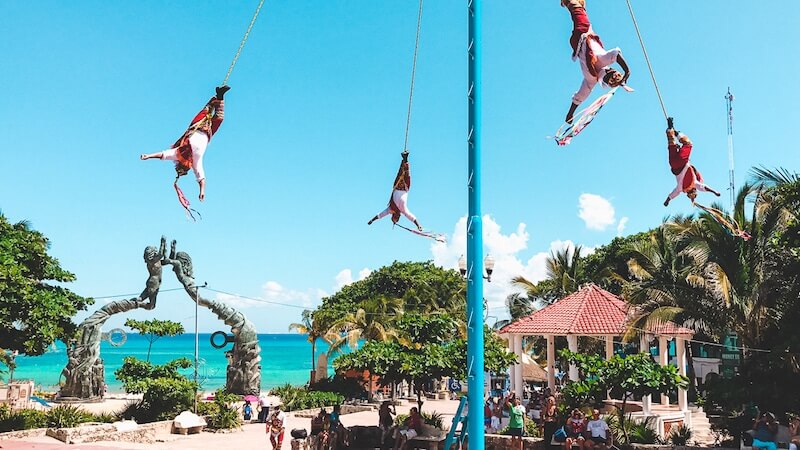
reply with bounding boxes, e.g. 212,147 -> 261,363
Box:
59,236 -> 262,400
165,240 -> 262,395
59,237 -> 167,401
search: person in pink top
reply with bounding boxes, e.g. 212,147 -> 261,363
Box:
663,117 -> 721,206
561,0 -> 630,123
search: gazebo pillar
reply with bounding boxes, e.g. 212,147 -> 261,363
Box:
546,334 -> 555,390
508,335 -> 517,393
659,336 -> 670,405
676,337 -> 688,413
513,335 -> 524,398
605,336 -> 614,400
639,335 -> 652,416
567,334 -> 579,381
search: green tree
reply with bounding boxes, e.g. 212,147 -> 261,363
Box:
115,356 -> 197,422
333,314 -> 516,411
560,350 -> 688,444
0,213 -> 92,357
510,245 -> 586,306
313,261 -> 465,333
289,309 -> 325,380
124,319 -> 185,362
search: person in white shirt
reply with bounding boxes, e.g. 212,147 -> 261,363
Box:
585,409 -> 611,450
562,0 -> 630,123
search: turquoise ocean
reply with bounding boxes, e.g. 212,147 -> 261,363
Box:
12,333 -> 332,393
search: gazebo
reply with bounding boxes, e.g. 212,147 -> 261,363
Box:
499,284 -> 694,429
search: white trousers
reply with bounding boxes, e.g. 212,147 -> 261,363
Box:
160,131 -> 209,182
376,190 -> 417,223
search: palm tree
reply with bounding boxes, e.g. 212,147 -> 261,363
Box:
621,222 -> 724,341
324,295 -> 402,357
667,179 -> 792,349
288,309 -> 324,382
510,244 -> 585,308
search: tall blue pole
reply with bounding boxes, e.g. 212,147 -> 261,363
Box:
467,1 -> 484,450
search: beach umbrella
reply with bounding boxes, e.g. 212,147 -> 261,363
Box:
243,394 -> 259,403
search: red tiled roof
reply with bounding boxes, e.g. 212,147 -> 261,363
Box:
498,284 -> 694,337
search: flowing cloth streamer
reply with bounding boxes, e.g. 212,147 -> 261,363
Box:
552,88 -> 618,146
694,202 -> 751,240
394,223 -> 446,243
174,180 -> 201,221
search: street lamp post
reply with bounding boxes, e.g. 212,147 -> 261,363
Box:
458,254 -> 495,282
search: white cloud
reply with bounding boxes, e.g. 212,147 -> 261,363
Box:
335,269 -> 353,290
430,216 -> 595,322
617,217 -> 629,237
334,267 -> 373,290
358,268 -> 373,280
578,193 -> 616,231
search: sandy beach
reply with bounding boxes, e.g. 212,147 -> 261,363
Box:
2,397 -> 464,450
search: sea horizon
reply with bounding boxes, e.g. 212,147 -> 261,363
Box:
12,333 -> 334,394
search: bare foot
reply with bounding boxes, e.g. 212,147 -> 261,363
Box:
140,154 -> 147,160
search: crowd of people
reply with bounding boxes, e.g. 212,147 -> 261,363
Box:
482,389 -> 613,450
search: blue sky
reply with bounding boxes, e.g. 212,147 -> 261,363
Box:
3,1 -> 798,333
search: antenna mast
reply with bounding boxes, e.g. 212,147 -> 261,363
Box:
725,88 -> 736,210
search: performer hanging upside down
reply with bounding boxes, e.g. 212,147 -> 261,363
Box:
368,151 -> 423,231
663,117 -> 721,206
562,0 -> 630,123
141,85 -> 231,201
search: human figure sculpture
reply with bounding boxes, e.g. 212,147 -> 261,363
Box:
164,240 -> 262,395
137,237 -> 167,310
59,237 -> 167,400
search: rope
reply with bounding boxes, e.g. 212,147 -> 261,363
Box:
624,0 -> 668,120
402,0 -> 424,152
222,0 -> 266,86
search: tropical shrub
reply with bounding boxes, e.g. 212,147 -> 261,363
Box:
669,424 -> 692,446
46,404 -> 93,428
628,417 -> 661,444
92,412 -> 117,423
115,357 -> 197,422
310,375 -> 368,400
394,411 -> 444,429
0,409 -> 48,432
205,389 -> 242,430
271,384 -> 343,412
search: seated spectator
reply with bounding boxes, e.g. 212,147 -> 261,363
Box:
565,409 -> 587,450
379,401 -> 396,444
752,412 -> 779,450
789,416 -> 799,450
584,409 -> 611,450
393,407 -> 423,450
311,408 -> 328,436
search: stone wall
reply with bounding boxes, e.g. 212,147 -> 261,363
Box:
0,427 -> 48,440
485,434 -> 545,450
293,405 -> 375,418
45,420 -> 173,444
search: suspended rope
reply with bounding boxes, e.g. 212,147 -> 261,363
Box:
552,88 -> 617,146
694,202 -> 751,240
624,0 -> 668,120
402,0 -> 424,152
222,0 -> 267,86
